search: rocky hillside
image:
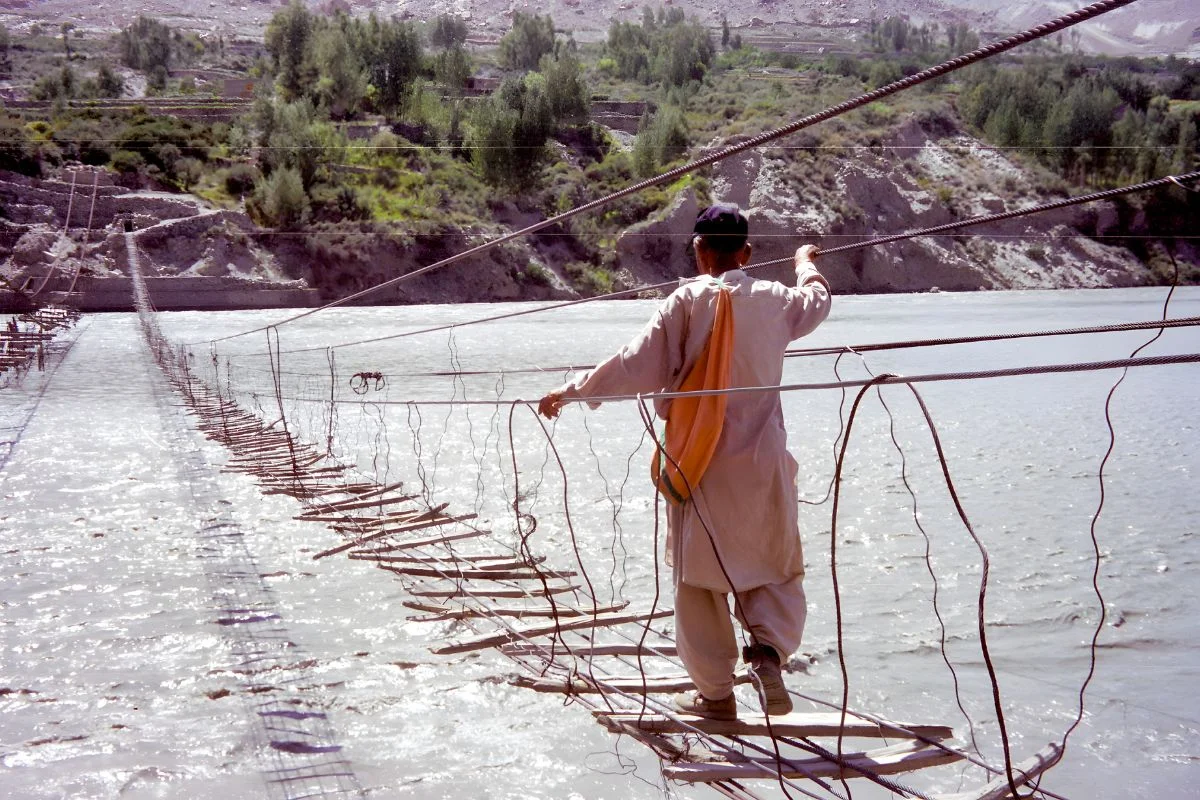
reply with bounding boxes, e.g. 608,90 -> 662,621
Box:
616,117 -> 1155,294
0,164 -> 574,309
0,105 -> 1175,312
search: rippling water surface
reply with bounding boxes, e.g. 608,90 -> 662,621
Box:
2,287 -> 1198,799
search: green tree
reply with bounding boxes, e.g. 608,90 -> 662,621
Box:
119,16 -> 171,73
605,20 -> 650,81
313,24 -> 366,118
946,22 -> 979,54
866,60 -> 902,90
110,149 -> 145,174
499,12 -> 556,71
435,44 -> 472,95
1173,116 -> 1198,174
1042,81 -> 1120,179
540,41 -> 589,125
174,156 -> 203,189
429,13 -> 468,49
265,1 -> 316,101
261,100 -> 326,188
147,64 -> 168,93
60,22 -> 75,60
256,166 -> 310,229
654,20 -> 713,88
366,17 -> 422,114
632,104 -> 688,178
604,12 -> 712,88
470,73 -> 554,188
96,62 -> 124,97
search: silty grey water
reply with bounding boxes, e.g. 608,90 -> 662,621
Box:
2,286 -> 1197,798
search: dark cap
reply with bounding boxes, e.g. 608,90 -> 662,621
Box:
693,203 -> 749,253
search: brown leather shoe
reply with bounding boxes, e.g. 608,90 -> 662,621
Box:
673,690 -> 737,720
748,648 -> 793,716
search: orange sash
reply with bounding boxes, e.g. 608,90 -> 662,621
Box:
652,286 -> 734,504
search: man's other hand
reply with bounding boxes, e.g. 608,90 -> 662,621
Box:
538,392 -> 565,420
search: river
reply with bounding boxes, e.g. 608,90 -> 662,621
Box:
2,286 -> 1198,799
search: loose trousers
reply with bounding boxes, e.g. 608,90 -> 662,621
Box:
674,575 -> 807,701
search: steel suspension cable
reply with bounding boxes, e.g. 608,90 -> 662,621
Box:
202,0 -> 1138,347
241,352 -> 1200,408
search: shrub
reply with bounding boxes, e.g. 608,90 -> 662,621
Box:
110,149 -> 145,174
632,104 -> 688,177
174,156 -> 203,189
0,115 -> 41,176
223,163 -> 260,195
255,166 -> 309,229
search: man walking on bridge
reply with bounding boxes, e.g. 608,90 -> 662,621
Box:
538,203 -> 832,719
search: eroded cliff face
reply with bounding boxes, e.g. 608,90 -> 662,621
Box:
612,116 -> 1155,294
0,166 -> 572,309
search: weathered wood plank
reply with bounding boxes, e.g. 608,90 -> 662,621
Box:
432,609 -> 673,655
404,599 -> 628,620
662,740 -> 962,783
297,487 -> 415,516
349,527 -> 489,557
293,508 -> 422,526
378,557 -> 531,571
413,584 -> 577,600
379,553 -> 523,565
932,743 -> 1061,800
379,565 -> 565,581
313,510 -> 473,560
516,672 -> 748,695
596,711 -> 954,741
501,642 -> 678,657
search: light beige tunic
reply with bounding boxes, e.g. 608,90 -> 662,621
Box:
559,264 -> 831,592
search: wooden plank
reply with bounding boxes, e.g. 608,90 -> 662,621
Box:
379,565 -> 564,580
378,556 -> 532,570
228,451 -> 323,466
596,711 -> 954,741
330,504 -> 458,535
298,487 -> 415,515
433,609 -> 673,655
264,483 -> 375,497
502,642 -> 678,657
932,743 -> 1061,800
414,584 -> 577,600
313,501 -> 449,528
662,740 -> 962,783
516,672 -> 748,695
350,527 -> 489,556
315,512 -> 476,560
374,553 -> 520,565
403,599 -> 628,620
299,508 -> 425,526
475,557 -> 545,571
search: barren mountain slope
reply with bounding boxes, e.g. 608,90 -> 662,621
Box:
2,0 -> 1195,55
